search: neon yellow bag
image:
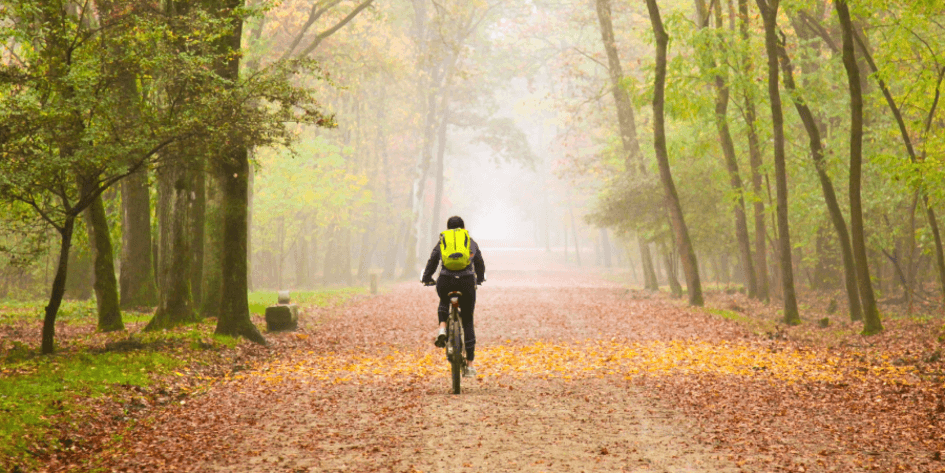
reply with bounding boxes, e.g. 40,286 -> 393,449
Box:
439,229 -> 471,271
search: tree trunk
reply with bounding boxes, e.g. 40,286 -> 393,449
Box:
646,0 -> 704,306
247,156 -> 255,292
120,169 -> 158,309
738,0 -> 769,302
357,227 -> 375,281
639,238 -> 659,290
777,36 -> 863,321
595,0 -> 659,290
84,192 -> 123,332
214,150 -> 266,344
756,0 -> 800,324
190,166 -> 206,308
211,0 -> 265,344
200,171 -> 223,318
662,244 -> 683,298
704,3 -> 757,299
569,205 -> 582,267
430,99 -> 450,241
296,214 -> 309,289
42,217 -> 76,354
600,228 -> 612,268
147,164 -> 197,331
835,0 -> 882,334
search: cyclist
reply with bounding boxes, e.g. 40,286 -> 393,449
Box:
421,216 -> 486,378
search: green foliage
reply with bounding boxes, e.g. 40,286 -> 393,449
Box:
0,0 -> 332,238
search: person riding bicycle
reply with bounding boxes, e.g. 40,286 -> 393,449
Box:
421,216 -> 485,378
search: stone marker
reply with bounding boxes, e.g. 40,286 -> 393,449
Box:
266,291 -> 298,332
277,290 -> 291,304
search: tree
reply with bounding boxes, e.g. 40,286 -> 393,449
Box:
209,0 -> 336,343
777,31 -> 863,322
594,0 -> 659,291
834,0 -> 882,334
645,0 -> 704,307
0,0 -> 333,352
737,0 -> 770,301
696,0 -> 757,299
755,0 -> 800,325
119,168 -> 158,310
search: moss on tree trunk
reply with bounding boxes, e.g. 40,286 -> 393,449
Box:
84,192 -> 123,332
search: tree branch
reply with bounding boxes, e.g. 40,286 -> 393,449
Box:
296,0 -> 375,59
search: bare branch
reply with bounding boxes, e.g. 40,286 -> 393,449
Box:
297,0 -> 375,59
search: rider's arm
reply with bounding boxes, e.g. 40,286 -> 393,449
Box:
472,240 -> 485,284
420,244 -> 441,283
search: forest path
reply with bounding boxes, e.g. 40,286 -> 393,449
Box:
94,265 -> 752,472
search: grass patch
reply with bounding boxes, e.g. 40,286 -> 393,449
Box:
705,307 -> 751,323
247,288 -> 365,315
0,350 -> 182,469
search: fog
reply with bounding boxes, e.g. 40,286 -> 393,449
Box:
245,0 -> 670,290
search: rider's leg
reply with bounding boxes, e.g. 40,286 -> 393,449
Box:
435,276 -> 450,325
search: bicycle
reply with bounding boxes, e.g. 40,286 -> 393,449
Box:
445,291 -> 466,395
424,282 -> 467,394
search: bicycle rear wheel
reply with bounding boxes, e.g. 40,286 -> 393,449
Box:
449,313 -> 464,394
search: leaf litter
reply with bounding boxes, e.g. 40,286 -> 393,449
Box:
9,270 -> 945,472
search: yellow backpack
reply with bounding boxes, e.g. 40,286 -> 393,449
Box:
439,229 -> 471,271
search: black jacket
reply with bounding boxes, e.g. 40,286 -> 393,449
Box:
421,237 -> 485,284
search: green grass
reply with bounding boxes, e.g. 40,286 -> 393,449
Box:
705,307 -> 751,323
0,350 -> 182,469
247,288 -> 365,315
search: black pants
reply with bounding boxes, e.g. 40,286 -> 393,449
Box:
436,274 -> 476,362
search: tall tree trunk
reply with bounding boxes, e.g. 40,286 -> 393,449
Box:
594,0 -> 659,290
662,243 -> 683,298
569,205 -> 582,267
215,150 -> 265,343
147,164 -> 197,331
646,0 -> 704,306
190,166 -> 206,308
778,39 -> 863,320
200,172 -> 223,318
42,216 -> 76,354
756,0 -> 800,324
600,228 -> 612,268
430,103 -> 450,239
703,3 -> 757,299
738,0 -> 769,302
247,156 -> 255,292
357,226 -> 375,281
84,192 -> 123,332
297,214 -> 309,289
212,0 -> 265,344
835,0 -> 882,334
120,170 -> 158,309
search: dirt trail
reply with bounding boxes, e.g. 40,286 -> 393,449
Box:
94,269 -> 747,473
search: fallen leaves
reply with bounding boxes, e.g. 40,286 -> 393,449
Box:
5,271 -> 945,472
